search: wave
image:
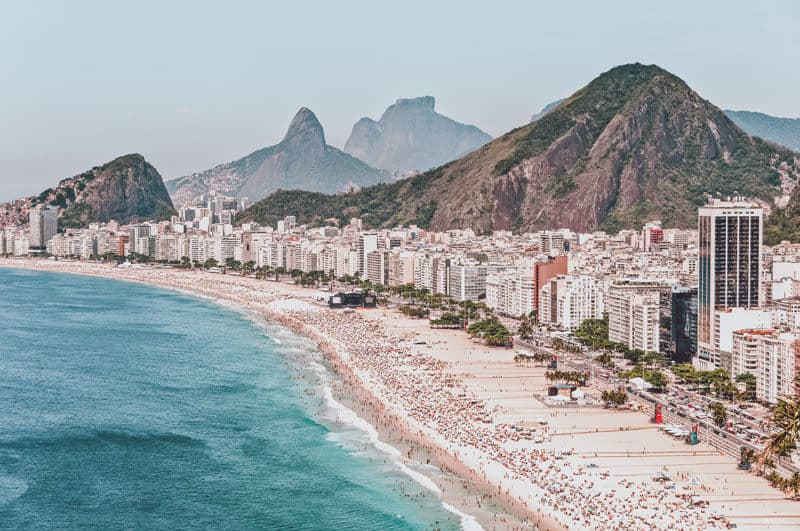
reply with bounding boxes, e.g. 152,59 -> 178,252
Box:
0,475 -> 28,505
318,380 -> 483,531
0,429 -> 200,449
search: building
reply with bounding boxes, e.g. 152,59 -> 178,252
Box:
660,287 -> 698,363
449,263 -> 488,301
357,233 -> 379,276
387,251 -> 415,286
641,221 -> 664,252
28,205 -> 58,253
539,274 -> 604,330
533,255 -> 568,311
486,268 -> 536,318
697,199 -> 762,369
365,249 -> 388,285
731,329 -> 797,404
709,307 -> 772,372
607,281 -> 671,353
538,232 -> 565,255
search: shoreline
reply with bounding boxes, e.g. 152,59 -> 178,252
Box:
1,260 -> 541,530
4,258 -> 797,530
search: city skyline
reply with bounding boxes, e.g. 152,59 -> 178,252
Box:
2,1 -> 799,201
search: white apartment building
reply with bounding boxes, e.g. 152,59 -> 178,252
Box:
366,250 -> 388,285
486,268 -> 535,317
731,329 -> 797,404
414,254 -> 449,295
357,234 -> 379,276
449,263 -> 488,301
607,281 -> 669,352
387,251 -> 415,286
539,274 -> 604,330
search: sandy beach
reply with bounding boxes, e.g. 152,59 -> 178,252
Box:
4,258 -> 799,530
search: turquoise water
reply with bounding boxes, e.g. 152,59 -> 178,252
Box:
0,268 -> 462,530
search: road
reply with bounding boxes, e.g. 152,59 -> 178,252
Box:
514,334 -> 799,477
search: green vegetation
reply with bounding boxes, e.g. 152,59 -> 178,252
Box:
735,372 -> 757,400
516,312 -> 535,339
467,317 -> 511,347
669,365 -> 737,399
399,305 -> 429,319
601,389 -> 628,408
545,370 -> 587,386
620,365 -> 668,389
429,312 -> 462,327
709,401 -> 728,427
513,351 -> 550,365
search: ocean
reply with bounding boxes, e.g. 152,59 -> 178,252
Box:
0,268 -> 466,530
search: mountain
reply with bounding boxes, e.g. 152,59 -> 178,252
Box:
530,99 -> 564,122
343,96 -> 491,172
30,154 -> 175,227
166,108 -> 391,206
724,110 -> 800,153
239,64 -> 800,233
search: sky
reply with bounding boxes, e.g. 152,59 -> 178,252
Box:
1,0 -> 798,201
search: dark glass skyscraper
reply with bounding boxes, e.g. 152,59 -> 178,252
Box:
697,200 -> 762,368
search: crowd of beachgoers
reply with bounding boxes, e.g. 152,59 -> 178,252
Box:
1,260 -> 736,529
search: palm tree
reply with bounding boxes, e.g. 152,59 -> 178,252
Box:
761,396 -> 800,463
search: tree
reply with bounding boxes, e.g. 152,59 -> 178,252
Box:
203,258 -> 218,269
762,396 -> 800,460
241,260 -> 256,276
601,390 -> 627,408
516,313 -> 534,339
225,258 -> 241,271
735,372 -> 757,400
467,317 -> 511,347
709,401 -> 728,427
671,364 -> 698,383
645,370 -> 668,390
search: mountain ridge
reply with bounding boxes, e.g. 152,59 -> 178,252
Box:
240,63 -> 799,233
166,108 -> 392,205
724,110 -> 800,153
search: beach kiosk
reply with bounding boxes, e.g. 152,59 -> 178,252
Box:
686,424 -> 699,445
652,404 -> 663,424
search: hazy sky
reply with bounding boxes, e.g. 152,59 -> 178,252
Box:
1,0 -> 798,201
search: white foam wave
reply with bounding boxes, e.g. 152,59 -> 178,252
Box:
442,502 -> 484,531
269,329 -> 484,531
320,385 -> 483,530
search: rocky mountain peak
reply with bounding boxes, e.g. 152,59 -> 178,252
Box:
282,107 -> 326,149
390,96 -> 436,112
344,96 -> 491,172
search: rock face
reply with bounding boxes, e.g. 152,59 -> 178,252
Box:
343,96 -> 491,172
241,64 -> 799,233
37,154 -> 175,227
725,110 -> 800,152
166,108 -> 390,205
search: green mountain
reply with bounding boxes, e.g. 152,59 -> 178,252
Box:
240,64 -> 799,233
724,110 -> 800,153
32,154 -> 176,227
